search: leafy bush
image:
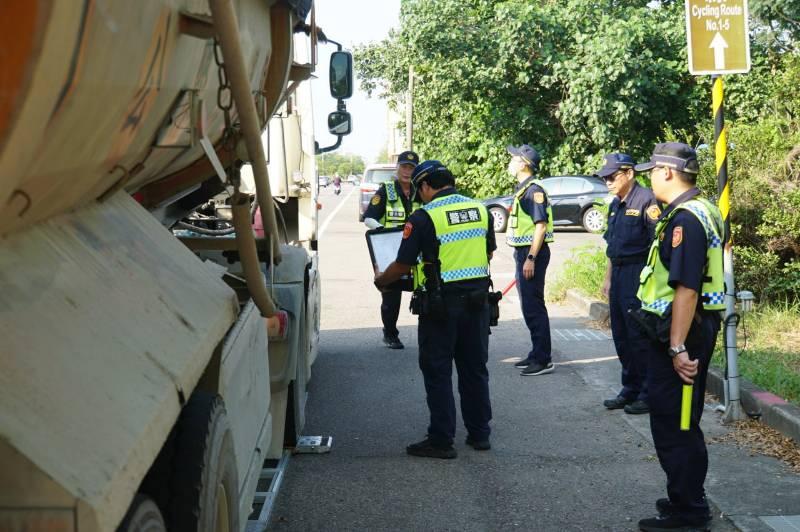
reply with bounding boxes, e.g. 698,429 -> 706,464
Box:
547,245 -> 607,303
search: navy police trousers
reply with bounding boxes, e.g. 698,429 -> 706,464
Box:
514,244 -> 552,364
609,261 -> 649,402
647,313 -> 721,519
417,297 -> 492,445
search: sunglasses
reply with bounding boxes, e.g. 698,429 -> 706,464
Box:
603,170 -> 626,183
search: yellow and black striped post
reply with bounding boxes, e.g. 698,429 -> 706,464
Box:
713,75 -> 745,421
714,76 -> 730,243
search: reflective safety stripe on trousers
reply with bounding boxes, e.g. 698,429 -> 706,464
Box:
414,194 -> 490,288
507,179 -> 554,246
637,197 -> 726,316
382,181 -> 421,228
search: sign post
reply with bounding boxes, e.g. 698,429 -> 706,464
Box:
685,0 -> 750,422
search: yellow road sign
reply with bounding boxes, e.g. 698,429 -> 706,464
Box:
685,0 -> 751,75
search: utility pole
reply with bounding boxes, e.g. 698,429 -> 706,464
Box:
406,65 -> 414,151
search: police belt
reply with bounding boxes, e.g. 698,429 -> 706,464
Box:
610,254 -> 647,266
442,289 -> 488,307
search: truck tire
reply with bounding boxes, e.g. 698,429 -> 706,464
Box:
169,392 -> 239,532
117,495 -> 166,532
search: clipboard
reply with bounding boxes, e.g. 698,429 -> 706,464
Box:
365,227 -> 414,292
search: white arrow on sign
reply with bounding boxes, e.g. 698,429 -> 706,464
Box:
710,32 -> 729,70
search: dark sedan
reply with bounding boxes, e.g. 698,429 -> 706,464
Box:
481,176 -> 610,233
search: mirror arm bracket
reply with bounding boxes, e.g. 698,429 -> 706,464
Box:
315,136 -> 343,155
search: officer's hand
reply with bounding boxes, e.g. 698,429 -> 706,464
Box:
602,277 -> 611,298
523,258 -> 535,280
672,352 -> 699,384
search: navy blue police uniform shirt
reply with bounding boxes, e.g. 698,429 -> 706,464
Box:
362,180 -> 417,222
517,178 -> 550,226
396,187 -> 496,291
604,181 -> 660,259
657,188 -> 722,322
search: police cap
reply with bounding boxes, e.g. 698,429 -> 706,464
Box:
593,153 -> 637,178
635,142 -> 699,174
411,159 -> 452,187
507,144 -> 541,170
397,150 -> 419,167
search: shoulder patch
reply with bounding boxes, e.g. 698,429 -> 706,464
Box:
533,192 -> 545,204
625,208 -> 640,217
402,221 -> 413,239
647,205 -> 662,221
371,195 -> 381,206
672,226 -> 683,248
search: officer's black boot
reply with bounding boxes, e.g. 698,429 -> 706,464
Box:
406,438 -> 457,459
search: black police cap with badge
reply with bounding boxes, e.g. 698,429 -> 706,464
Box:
593,153 -> 637,179
397,150 -> 419,167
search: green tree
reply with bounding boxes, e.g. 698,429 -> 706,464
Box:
356,0 -> 706,197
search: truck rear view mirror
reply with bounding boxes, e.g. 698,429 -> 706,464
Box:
328,111 -> 352,136
329,51 -> 353,100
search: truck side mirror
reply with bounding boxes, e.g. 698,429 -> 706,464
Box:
329,51 -> 353,100
328,111 -> 352,136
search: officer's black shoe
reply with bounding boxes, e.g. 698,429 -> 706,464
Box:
406,438 -> 457,459
638,513 -> 711,531
465,436 -> 491,451
520,361 -> 554,376
624,399 -> 650,415
513,357 -> 534,368
656,499 -> 712,521
382,335 -> 404,349
603,396 -> 634,410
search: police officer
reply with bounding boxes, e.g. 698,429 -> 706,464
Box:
595,153 -> 661,415
374,160 -> 495,459
633,143 -> 724,531
363,150 -> 421,349
506,144 -> 554,376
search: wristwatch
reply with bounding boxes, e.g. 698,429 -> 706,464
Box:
527,254 -> 536,261
668,344 -> 687,358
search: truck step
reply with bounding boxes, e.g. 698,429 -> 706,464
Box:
294,435 -> 333,454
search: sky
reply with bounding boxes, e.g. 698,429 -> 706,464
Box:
311,0 -> 401,164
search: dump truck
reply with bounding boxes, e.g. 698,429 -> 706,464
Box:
0,1 -> 352,530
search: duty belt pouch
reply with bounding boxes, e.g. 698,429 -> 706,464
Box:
420,291 -> 447,321
466,289 -> 488,310
487,290 -> 502,326
409,291 -> 423,316
629,307 -> 671,344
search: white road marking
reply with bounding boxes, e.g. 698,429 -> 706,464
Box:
318,187 -> 356,237
557,356 -> 618,366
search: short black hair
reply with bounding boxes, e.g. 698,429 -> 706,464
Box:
425,171 -> 455,189
673,168 -> 697,185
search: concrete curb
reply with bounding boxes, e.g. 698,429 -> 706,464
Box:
566,291 -> 800,445
706,367 -> 800,444
565,288 -> 609,322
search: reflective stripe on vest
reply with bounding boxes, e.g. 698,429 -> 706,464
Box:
637,197 -> 725,316
381,181 -> 421,228
507,179 -> 554,246
414,194 -> 490,288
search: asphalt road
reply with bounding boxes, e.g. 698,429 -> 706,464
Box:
268,185 -> 793,531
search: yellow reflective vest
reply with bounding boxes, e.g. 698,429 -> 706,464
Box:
414,194 -> 490,289
382,181 -> 421,228
637,197 -> 725,316
507,179 -> 554,247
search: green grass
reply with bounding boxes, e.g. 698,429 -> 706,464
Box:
712,303 -> 800,404
547,245 -> 607,303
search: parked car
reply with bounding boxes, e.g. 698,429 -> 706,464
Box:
319,175 -> 330,187
481,175 -> 609,233
358,164 -> 396,220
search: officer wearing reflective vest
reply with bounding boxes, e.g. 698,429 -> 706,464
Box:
506,144 -> 555,377
632,143 -> 724,532
363,150 -> 421,349
374,160 -> 495,459
595,153 -> 661,416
